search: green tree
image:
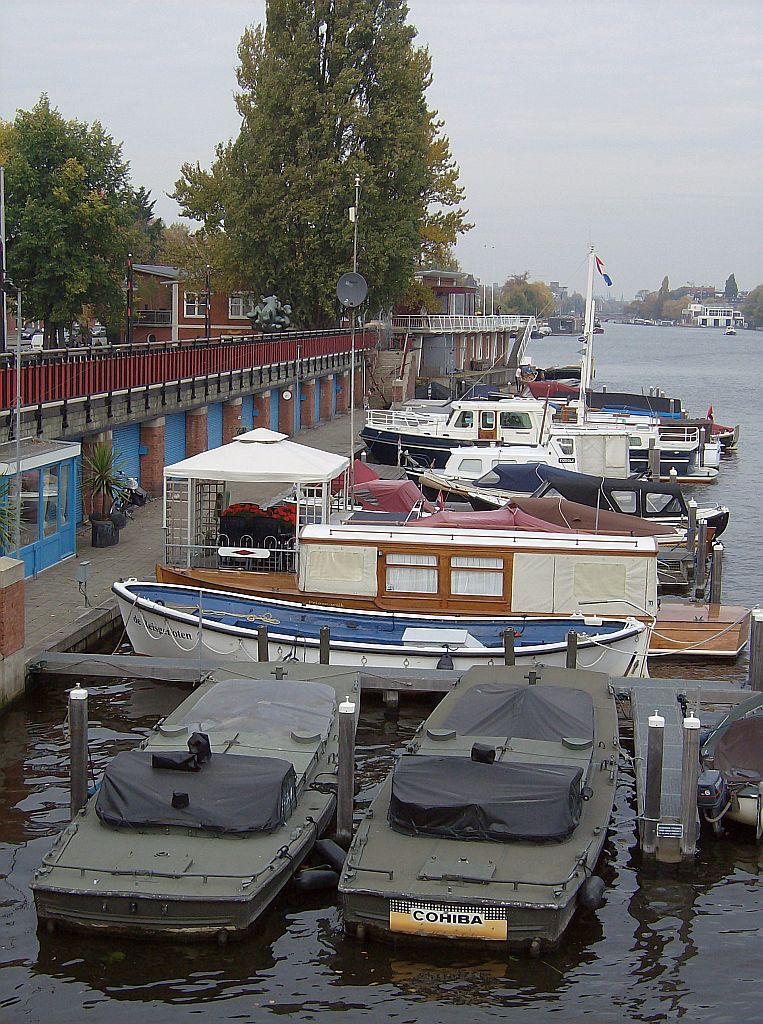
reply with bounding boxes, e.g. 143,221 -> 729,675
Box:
129,187 -> 166,264
724,273 -> 738,301
173,0 -> 469,328
743,284 -> 763,328
497,273 -> 555,318
2,96 -> 138,346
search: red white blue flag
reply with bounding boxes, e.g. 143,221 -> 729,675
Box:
595,255 -> 613,287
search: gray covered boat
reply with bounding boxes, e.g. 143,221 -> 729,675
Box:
339,665 -> 619,952
33,666 -> 360,940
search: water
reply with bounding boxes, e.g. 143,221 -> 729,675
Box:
2,323 -> 762,1022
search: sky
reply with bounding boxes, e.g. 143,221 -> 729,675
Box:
2,0 -> 762,300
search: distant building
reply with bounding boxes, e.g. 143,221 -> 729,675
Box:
414,268 -> 478,315
682,303 -> 746,329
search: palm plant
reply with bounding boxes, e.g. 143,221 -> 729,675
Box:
83,443 -> 127,520
0,473 -> 15,551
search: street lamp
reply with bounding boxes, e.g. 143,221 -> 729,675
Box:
1,276 -> 22,557
483,244 -> 496,316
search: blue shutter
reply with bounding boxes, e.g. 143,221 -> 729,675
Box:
111,423 -> 141,481
294,383 -> 301,432
332,376 -> 339,416
241,394 -> 254,429
208,402 -> 224,449
314,381 -> 321,423
164,412 -> 186,465
75,451 -> 84,524
270,391 -> 280,431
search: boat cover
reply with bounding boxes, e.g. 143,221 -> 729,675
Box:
412,505 -> 563,533
388,754 -> 583,842
95,750 -> 296,834
531,465 -> 685,511
511,496 -> 677,539
713,718 -> 763,783
474,463 -> 552,494
174,678 -> 336,739
352,478 -> 435,514
442,682 -> 594,742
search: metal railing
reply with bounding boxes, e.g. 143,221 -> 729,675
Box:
392,315 -> 534,333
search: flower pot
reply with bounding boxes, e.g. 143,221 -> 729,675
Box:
91,519 -> 119,547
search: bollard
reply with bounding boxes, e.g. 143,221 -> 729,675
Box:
642,710 -> 665,856
694,522 -> 708,597
69,687 -> 89,818
336,696 -> 357,845
565,630 -> 578,669
699,426 -> 707,468
709,542 -> 724,605
503,629 -> 515,666
749,610 -> 763,691
679,713 -> 701,859
648,437 -> 660,479
257,624 -> 269,662
319,626 -> 331,665
686,500 -> 697,557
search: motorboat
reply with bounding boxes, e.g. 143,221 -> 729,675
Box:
339,664 -> 619,951
698,692 -> 763,835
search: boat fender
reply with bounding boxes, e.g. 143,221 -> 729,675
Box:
293,869 -> 340,893
578,875 -> 606,911
313,838 -> 347,874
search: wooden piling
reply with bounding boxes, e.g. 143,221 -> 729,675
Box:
257,625 -> 269,662
679,713 -> 701,859
686,500 -> 697,556
709,542 -> 724,604
336,697 -> 356,845
694,522 -> 708,597
565,630 -> 578,669
749,610 -> 763,691
319,626 -> 331,665
642,710 -> 665,856
69,687 -> 89,818
648,437 -> 660,479
503,629 -> 515,666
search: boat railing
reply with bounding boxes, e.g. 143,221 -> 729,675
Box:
365,408 -> 446,431
657,425 -> 700,445
165,541 -> 297,574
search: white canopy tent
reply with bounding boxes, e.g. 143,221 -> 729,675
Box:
163,428 -> 351,569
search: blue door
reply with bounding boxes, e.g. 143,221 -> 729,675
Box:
15,458 -> 77,577
241,394 -> 254,430
165,412 -> 186,465
332,376 -> 340,416
111,423 -> 141,481
314,381 -> 321,424
269,391 -> 280,431
208,402 -> 223,449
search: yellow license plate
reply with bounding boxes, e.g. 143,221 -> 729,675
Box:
390,902 -> 507,940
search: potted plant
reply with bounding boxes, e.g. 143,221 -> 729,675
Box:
0,473 -> 15,554
83,442 -> 128,547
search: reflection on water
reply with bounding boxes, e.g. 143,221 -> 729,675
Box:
2,325 -> 762,1020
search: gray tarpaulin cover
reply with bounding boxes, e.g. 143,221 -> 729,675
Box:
388,755 -> 583,843
96,750 -> 296,833
713,718 -> 763,783
442,683 -> 594,742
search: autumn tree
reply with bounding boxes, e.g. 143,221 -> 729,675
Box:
173,0 -> 469,328
497,273 -> 555,318
743,285 -> 763,328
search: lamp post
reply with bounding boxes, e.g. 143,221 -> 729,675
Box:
204,264 -> 211,339
1,277 -> 22,556
483,244 -> 496,316
126,253 -> 133,344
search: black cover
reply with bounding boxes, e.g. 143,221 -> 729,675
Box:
442,683 -> 593,743
713,718 -> 763,784
96,750 -> 296,834
531,465 -> 686,516
388,755 -> 583,842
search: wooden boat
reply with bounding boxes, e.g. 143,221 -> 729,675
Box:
339,664 -> 619,951
114,579 -> 649,676
32,667 -> 357,940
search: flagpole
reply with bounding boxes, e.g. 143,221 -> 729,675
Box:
580,246 -> 596,423
349,174 -> 360,488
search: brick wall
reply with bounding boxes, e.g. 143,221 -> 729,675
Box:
319,376 -> 333,421
140,417 -> 166,495
186,408 -> 208,457
0,560 -> 24,658
253,391 -> 269,429
223,398 -> 242,443
279,389 -> 296,435
335,372 -> 349,414
300,382 -> 315,429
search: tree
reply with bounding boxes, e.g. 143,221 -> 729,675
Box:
497,273 -> 555,318
173,1 -> 469,328
2,96 -> 138,346
743,285 -> 763,328
128,187 -> 166,264
724,273 -> 738,301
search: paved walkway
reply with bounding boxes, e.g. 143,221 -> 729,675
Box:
24,416 -> 363,657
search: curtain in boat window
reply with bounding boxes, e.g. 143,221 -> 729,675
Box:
385,552 -> 438,594
450,555 -> 503,597
300,544 -> 378,596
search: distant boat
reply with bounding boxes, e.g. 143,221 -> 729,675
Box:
725,326 -> 736,336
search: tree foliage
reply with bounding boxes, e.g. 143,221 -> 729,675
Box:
172,1 -> 470,328
724,273 -> 738,300
497,273 -> 555,318
743,285 -> 763,328
626,277 -> 693,322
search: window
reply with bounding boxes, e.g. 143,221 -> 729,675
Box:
42,466 -> 58,537
457,458 -> 483,474
18,470 -> 40,548
229,293 -> 255,318
59,463 -> 70,525
629,435 -> 643,448
645,492 -> 681,514
480,411 -> 496,429
385,552 -> 438,593
610,489 -> 638,514
454,411 -> 474,429
451,556 -> 503,597
184,292 -> 206,317
558,438 -> 574,456
499,411 -> 532,429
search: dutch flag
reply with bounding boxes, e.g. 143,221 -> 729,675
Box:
595,255 -> 613,287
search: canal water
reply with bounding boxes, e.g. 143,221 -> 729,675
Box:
1,323 -> 761,1022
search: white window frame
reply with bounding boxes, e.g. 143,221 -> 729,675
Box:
450,555 -> 504,597
385,552 -> 438,594
184,292 -> 206,318
229,292 -> 255,319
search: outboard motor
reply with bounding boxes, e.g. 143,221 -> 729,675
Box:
697,768 -> 730,830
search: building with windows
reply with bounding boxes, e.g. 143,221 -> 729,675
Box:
681,303 -> 746,329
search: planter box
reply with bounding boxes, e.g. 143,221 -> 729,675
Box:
92,520 -> 120,547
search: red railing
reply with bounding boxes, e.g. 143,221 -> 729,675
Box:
0,330 -> 375,411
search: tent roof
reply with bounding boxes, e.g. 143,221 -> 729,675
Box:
164,428 -> 350,484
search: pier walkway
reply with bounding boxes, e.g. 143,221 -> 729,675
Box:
23,414 -> 363,665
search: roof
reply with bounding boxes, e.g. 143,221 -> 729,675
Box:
133,263 -> 183,280
164,428 -> 350,485
0,437 -> 81,473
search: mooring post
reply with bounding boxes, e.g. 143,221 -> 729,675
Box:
319,626 -> 331,665
503,629 -> 515,666
642,710 -> 665,856
698,426 -> 707,467
749,610 -> 763,691
648,437 -> 660,479
69,686 -> 89,818
679,712 -> 701,859
708,542 -> 724,605
686,499 -> 697,556
257,624 -> 269,662
336,696 -> 357,845
694,522 -> 708,597
566,630 -> 578,669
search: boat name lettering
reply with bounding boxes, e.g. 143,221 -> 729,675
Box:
133,615 -> 193,641
411,908 -> 486,926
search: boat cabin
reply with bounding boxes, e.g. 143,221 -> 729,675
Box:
365,398 -> 550,446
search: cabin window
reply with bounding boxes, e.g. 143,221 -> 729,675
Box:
454,411 -> 474,429
386,552 -> 438,593
299,544 -> 379,596
629,435 -> 643,448
558,439 -> 574,455
481,411 -> 496,429
645,493 -> 681,514
610,490 -> 638,513
450,556 -> 504,597
499,411 -> 532,429
457,458 -> 483,474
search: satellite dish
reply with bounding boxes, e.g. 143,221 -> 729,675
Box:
282,389 -> 292,401
336,272 -> 368,308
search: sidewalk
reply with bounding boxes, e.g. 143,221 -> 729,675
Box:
24,417 -> 363,659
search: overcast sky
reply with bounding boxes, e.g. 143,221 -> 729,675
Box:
2,1 -> 762,299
